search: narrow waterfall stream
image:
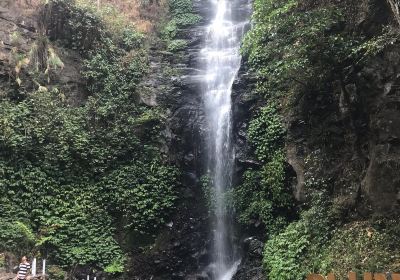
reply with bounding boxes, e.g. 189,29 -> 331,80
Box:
201,0 -> 251,279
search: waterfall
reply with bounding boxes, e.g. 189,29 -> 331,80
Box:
201,0 -> 251,279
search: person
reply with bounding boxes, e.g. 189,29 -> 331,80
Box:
15,256 -> 31,280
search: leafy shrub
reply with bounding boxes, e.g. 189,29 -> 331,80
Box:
264,198 -> 400,280
0,0 -> 178,272
82,44 -> 148,96
242,0 -> 355,97
169,0 -> 195,15
174,13 -> 201,26
39,186 -> 124,267
104,259 -> 125,274
234,100 -> 291,230
263,191 -> 337,280
98,163 -> 179,233
234,151 -> 292,231
161,20 -> 178,40
47,265 -> 67,280
0,220 -> 36,257
167,39 -> 188,52
247,103 -> 285,162
162,0 -> 201,52
264,219 -> 309,280
45,0 -> 106,53
120,28 -> 145,51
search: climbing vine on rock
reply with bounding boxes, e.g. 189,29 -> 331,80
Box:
234,102 -> 293,231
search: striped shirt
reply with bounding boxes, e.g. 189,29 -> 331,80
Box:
18,262 -> 31,279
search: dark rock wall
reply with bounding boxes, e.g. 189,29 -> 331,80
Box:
230,0 -> 400,277
233,0 -> 400,219
127,1 -> 215,279
0,2 -> 86,105
284,1 -> 400,216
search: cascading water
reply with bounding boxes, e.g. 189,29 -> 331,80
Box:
200,0 -> 251,279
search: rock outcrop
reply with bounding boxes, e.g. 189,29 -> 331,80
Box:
0,1 -> 86,105
126,1 -> 213,279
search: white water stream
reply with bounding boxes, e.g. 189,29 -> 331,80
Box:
201,0 -> 251,279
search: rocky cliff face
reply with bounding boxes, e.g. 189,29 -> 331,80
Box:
0,1 -> 213,279
233,0 -> 400,219
0,1 -> 86,104
285,44 -> 400,215
2,0 -> 399,279
230,0 -> 400,278
126,1 -> 213,279
283,0 -> 400,216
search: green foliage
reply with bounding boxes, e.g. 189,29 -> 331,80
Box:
0,0 -> 179,272
174,13 -> 202,26
352,26 -> 400,63
322,220 -> 400,279
161,20 -> 178,40
98,163 -> 178,233
0,220 -> 36,257
242,0 -> 355,97
104,259 -> 125,274
0,88 -> 173,267
169,0 -> 195,16
264,219 -> 309,280
76,0 -> 139,41
47,265 -> 67,280
265,213 -> 400,280
247,103 -> 285,162
38,186 -> 124,267
161,0 -> 201,52
82,47 -> 148,96
46,0 -> 145,55
46,0 -> 106,53
242,1 -> 400,279
263,191 -> 337,280
262,184 -> 400,280
120,28 -> 145,51
234,102 -> 290,230
167,39 -> 188,52
234,151 -> 292,231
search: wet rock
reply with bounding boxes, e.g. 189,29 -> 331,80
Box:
244,237 -> 264,257
125,2 -> 213,278
232,237 -> 265,280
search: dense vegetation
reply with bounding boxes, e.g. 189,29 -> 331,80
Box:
240,0 -> 400,279
234,103 -> 293,234
0,0 -> 180,276
2,0 -> 400,279
161,0 -> 201,51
